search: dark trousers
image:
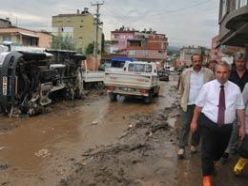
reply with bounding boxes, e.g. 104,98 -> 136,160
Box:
179,105 -> 200,148
200,114 -> 233,176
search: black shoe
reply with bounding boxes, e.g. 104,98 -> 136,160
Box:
220,152 -> 229,164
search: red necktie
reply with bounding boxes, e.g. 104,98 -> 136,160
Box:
217,85 -> 225,126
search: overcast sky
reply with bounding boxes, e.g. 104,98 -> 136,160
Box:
0,0 -> 219,47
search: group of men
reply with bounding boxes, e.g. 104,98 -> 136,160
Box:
177,53 -> 248,186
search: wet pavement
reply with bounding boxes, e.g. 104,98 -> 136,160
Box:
0,74 -> 248,186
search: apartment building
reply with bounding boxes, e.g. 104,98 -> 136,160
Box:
109,27 -> 168,62
0,18 -> 51,48
219,0 -> 248,47
52,8 -> 102,54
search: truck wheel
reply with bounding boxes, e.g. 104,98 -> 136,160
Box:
154,87 -> 160,97
109,93 -> 117,101
144,94 -> 152,104
117,95 -> 125,103
75,68 -> 83,98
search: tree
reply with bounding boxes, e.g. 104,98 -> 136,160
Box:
85,43 -> 94,55
51,34 -> 75,51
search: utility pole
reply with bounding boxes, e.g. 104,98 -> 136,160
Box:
91,1 -> 104,58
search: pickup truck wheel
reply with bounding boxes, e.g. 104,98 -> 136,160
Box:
144,94 -> 152,104
154,87 -> 160,97
109,93 -> 117,101
117,95 -> 125,103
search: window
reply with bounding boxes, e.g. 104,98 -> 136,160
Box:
221,0 -> 228,18
3,35 -> 11,41
236,0 -> 247,9
146,64 -> 152,73
128,64 -> 145,73
240,0 -> 247,7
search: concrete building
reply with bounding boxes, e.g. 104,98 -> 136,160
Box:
109,27 -> 168,62
0,19 -> 51,48
52,8 -> 102,54
218,0 -> 248,48
210,35 -> 222,62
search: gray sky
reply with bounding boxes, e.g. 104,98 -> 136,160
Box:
0,0 -> 219,47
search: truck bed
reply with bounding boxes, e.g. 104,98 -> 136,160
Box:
104,71 -> 159,96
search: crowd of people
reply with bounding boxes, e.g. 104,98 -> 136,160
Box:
177,53 -> 248,186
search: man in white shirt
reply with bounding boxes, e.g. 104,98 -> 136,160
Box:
190,61 -> 246,186
177,54 -> 214,159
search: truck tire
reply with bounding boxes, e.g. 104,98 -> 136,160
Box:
144,94 -> 152,104
75,68 -> 84,99
117,95 -> 125,103
154,87 -> 160,97
109,93 -> 117,101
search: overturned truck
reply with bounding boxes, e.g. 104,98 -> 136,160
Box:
0,49 -> 85,116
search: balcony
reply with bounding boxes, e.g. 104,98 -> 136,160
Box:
220,5 -> 248,46
225,5 -> 248,30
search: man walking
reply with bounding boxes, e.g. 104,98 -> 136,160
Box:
190,62 -> 246,186
177,54 -> 214,159
221,53 -> 248,162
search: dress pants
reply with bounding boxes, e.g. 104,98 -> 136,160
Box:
178,105 -> 200,148
200,114 -> 233,176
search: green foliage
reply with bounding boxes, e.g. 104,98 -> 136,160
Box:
167,46 -> 180,57
85,43 -> 94,55
51,34 -> 75,51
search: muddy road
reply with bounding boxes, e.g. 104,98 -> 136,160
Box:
0,75 -> 248,186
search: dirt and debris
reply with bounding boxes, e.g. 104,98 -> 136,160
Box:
58,105 -> 179,186
0,163 -> 8,171
34,149 -> 51,158
1,76 -> 247,186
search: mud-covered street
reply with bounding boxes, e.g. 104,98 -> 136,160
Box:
0,75 -> 248,186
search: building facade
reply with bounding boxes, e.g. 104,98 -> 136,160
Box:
210,35 -> 222,62
219,0 -> 248,47
109,27 -> 168,62
0,22 -> 52,48
52,8 -> 102,55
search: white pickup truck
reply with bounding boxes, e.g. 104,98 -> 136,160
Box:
81,60 -> 105,89
104,61 -> 160,103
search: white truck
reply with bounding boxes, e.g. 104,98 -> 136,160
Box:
81,60 -> 105,89
104,61 -> 160,103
